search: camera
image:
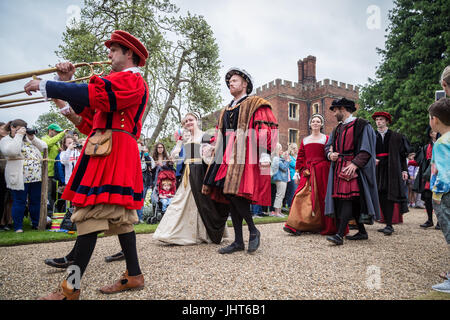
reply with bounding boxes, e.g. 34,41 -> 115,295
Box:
435,90 -> 445,101
75,143 -> 83,149
26,127 -> 38,135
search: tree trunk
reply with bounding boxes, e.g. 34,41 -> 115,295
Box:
148,50 -> 187,145
38,149 -> 48,230
141,64 -> 151,124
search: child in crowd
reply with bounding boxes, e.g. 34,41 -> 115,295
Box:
60,135 -> 81,185
428,97 -> 450,293
407,152 -> 419,207
159,179 -> 175,212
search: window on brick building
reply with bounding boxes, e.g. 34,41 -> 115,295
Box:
312,103 -> 319,114
288,102 -> 299,120
288,129 -> 298,144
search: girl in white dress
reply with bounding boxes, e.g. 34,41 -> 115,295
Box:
153,113 -> 229,245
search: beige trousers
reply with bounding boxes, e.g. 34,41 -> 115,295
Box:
71,204 -> 138,236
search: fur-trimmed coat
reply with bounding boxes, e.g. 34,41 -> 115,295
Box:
204,96 -> 278,206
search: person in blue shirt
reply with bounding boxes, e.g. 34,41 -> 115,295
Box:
428,96 -> 450,294
284,143 -> 298,208
271,144 -> 290,217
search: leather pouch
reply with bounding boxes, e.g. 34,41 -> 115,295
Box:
85,129 -> 112,156
338,161 -> 358,181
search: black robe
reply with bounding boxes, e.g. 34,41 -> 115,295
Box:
325,118 -> 380,224
184,135 -> 229,244
375,129 -> 409,214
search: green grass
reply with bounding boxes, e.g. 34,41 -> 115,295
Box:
0,216 -> 288,247
415,290 -> 450,300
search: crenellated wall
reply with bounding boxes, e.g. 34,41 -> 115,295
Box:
254,56 -> 360,147
203,56 -> 361,149
255,78 -> 359,98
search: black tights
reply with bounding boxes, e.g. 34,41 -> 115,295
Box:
227,196 -> 258,245
379,193 -> 394,227
425,198 -> 433,222
336,200 -> 366,238
422,190 -> 433,222
66,231 -> 141,288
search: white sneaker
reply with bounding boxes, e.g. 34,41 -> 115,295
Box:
432,279 -> 450,293
415,201 -> 426,209
15,229 -> 23,233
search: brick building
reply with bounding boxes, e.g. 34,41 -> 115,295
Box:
255,55 -> 359,147
202,55 -> 359,148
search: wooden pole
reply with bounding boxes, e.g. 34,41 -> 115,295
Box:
38,149 -> 48,230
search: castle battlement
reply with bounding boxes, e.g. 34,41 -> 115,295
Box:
249,56 -> 361,150
256,78 -> 359,95
254,55 -> 359,98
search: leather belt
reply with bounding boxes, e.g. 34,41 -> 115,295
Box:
111,129 -> 137,141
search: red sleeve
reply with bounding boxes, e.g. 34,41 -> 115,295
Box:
295,141 -> 305,172
253,106 -> 278,155
75,108 -> 94,135
88,72 -> 146,113
352,151 -> 371,168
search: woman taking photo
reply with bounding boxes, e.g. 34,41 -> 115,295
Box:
283,114 -> 339,236
0,119 -> 47,232
59,135 -> 81,185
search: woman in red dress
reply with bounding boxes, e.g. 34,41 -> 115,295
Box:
283,114 -> 339,236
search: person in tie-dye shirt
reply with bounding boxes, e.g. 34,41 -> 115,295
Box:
428,96 -> 450,294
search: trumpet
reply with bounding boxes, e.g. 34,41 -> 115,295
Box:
0,61 -> 111,109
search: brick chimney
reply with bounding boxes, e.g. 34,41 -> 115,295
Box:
297,59 -> 304,84
303,55 -> 316,85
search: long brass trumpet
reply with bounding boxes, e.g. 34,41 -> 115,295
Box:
0,61 -> 111,109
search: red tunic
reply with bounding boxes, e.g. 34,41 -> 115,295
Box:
291,137 -> 338,235
62,70 -> 148,210
208,105 -> 277,207
236,106 -> 277,206
332,119 -> 360,199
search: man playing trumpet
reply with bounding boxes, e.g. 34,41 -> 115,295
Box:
24,30 -> 149,300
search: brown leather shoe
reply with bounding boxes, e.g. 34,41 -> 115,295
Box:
38,280 -> 80,300
98,271 -> 144,294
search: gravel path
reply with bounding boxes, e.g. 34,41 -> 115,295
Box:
0,208 -> 448,300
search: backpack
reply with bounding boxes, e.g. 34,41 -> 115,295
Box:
59,207 -> 77,232
54,153 -> 65,185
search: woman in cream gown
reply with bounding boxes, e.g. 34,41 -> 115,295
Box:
153,113 -> 230,245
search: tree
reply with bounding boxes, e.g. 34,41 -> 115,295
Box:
146,12 -> 221,144
55,0 -> 222,146
357,0 -> 450,147
33,106 -> 75,138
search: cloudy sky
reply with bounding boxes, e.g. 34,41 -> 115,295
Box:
0,0 -> 394,126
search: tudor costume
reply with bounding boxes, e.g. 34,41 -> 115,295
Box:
203,68 -> 278,253
324,98 -> 380,245
153,132 -> 230,245
372,111 -> 409,235
36,30 -> 149,299
284,134 -> 339,235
